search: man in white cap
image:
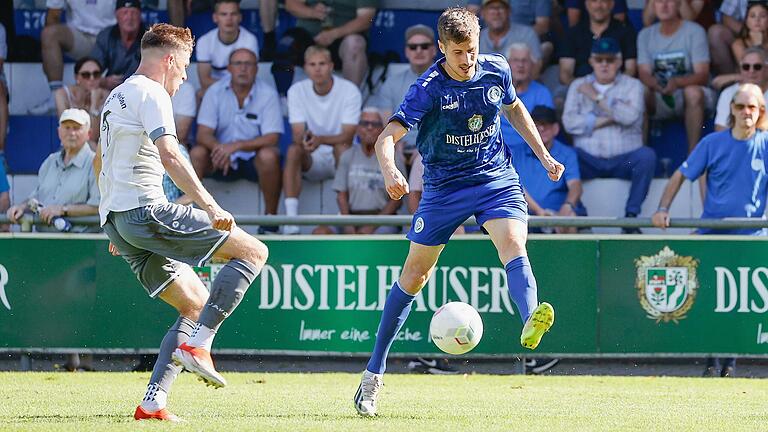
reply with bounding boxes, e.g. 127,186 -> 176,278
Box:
6,108 -> 100,234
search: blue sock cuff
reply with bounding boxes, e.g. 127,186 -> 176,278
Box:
504,255 -> 530,272
393,281 -> 416,299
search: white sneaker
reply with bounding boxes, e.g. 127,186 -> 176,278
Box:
354,370 -> 383,417
282,225 -> 300,235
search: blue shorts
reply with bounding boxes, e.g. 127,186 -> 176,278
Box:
407,177 -> 528,246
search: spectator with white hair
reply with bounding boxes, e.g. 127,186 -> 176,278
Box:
504,43 -> 554,150
313,107 -> 404,235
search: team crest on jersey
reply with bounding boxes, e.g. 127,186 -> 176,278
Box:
635,246 -> 698,323
467,115 -> 483,132
487,86 -> 502,104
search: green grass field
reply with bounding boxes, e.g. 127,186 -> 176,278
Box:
0,372 -> 764,431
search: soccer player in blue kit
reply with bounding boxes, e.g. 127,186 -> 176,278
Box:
354,7 -> 565,417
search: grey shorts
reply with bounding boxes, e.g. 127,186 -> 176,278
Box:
103,203 -> 230,298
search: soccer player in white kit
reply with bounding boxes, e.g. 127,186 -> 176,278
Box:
95,23 -> 268,422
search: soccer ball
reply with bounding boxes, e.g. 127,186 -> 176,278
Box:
429,302 -> 484,355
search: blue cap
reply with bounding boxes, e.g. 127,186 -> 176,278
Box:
591,37 -> 620,55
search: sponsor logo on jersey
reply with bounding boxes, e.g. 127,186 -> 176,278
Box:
467,114 -> 483,132
442,100 -> 459,110
487,86 -> 502,104
445,122 -> 498,148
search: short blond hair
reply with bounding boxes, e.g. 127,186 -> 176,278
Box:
437,7 -> 480,45
304,45 -> 332,64
141,23 -> 194,54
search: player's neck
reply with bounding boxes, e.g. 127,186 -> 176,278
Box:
313,78 -> 334,96
732,125 -> 757,140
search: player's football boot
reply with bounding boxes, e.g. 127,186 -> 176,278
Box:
354,370 -> 383,417
172,342 -> 227,388
520,302 -> 555,350
134,405 -> 182,422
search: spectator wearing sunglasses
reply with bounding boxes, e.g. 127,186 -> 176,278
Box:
369,24 -> 436,162
714,47 -> 768,131
563,38 -> 655,233
53,56 -> 108,149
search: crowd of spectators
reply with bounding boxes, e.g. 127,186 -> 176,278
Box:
2,0 -> 768,246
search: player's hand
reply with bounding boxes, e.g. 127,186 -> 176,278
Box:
384,169 -> 409,200
542,157 -> 565,182
108,242 -> 121,256
39,205 -> 64,224
6,206 -> 24,224
207,205 -> 236,231
652,210 -> 670,229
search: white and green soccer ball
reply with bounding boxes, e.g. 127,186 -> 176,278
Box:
429,302 -> 484,355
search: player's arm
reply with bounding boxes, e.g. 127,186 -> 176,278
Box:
652,170 -> 686,229
375,121 -> 409,200
502,99 -> 564,181
155,135 -> 234,231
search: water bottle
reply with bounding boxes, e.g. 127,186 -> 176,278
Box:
52,216 -> 72,233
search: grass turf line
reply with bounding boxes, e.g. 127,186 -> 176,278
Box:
0,372 -> 765,431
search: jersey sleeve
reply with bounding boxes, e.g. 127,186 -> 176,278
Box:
500,58 -> 517,105
391,80 -> 434,130
679,135 -> 710,181
142,87 -> 177,142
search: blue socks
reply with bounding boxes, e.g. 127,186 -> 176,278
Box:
366,282 -> 415,374
505,256 -> 539,323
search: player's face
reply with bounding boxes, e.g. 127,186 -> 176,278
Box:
304,53 -> 334,85
405,34 -> 436,71
58,121 -> 89,150
731,92 -> 763,129
116,7 -> 142,35
213,2 -> 242,33
439,37 -> 478,81
589,54 -> 620,84
740,53 -> 765,85
585,0 -> 613,23
508,48 -> 532,84
228,50 -> 258,88
166,50 -> 190,96
357,111 -> 385,146
653,0 -> 680,21
481,1 -> 510,31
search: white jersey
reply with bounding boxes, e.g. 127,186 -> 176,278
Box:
46,0 -> 116,36
196,27 -> 260,81
98,75 -> 176,225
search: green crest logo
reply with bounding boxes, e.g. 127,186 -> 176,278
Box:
467,114 -> 483,132
635,246 -> 698,323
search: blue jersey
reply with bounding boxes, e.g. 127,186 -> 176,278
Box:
679,129 -> 768,235
392,54 -> 518,192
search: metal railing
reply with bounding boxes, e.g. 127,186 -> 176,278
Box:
2,214 -> 768,229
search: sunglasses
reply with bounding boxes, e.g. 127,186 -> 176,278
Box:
592,56 -> 617,64
359,121 -> 383,128
79,70 -> 102,79
407,43 -> 433,51
742,63 -> 764,71
733,103 -> 761,111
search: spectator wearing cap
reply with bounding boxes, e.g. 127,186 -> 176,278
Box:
504,42 -> 554,149
714,47 -> 768,131
558,0 -> 637,87
41,0 -> 116,104
193,48 -> 284,233
5,109 -> 100,233
369,24 -> 437,161
196,0 -> 260,95
479,0 -> 543,76
563,37 -> 654,233
91,0 -> 146,90
506,105 -> 586,233
638,0 -> 713,153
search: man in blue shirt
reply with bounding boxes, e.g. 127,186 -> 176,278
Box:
505,43 -> 554,149
507,105 -> 586,233
652,83 -> 768,378
354,7 -> 564,417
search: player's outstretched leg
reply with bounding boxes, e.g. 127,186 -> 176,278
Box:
354,282 -> 414,417
173,228 -> 267,388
